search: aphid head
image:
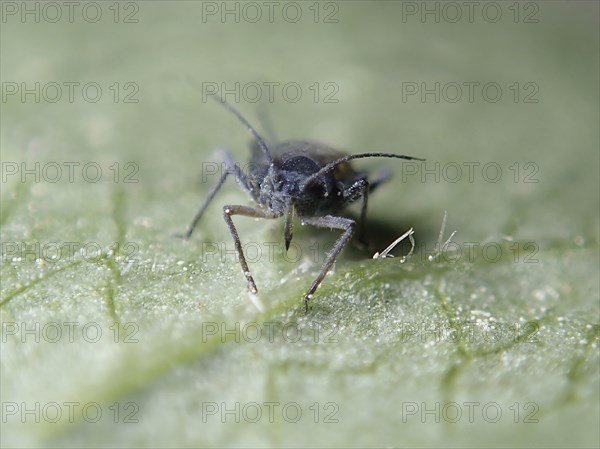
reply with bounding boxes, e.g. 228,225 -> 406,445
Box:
260,155 -> 337,211
284,155 -> 339,199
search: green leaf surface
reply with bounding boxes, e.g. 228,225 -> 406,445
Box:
1,2 -> 598,448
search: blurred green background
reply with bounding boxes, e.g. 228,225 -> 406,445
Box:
1,1 -> 598,447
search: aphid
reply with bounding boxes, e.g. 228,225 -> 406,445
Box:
184,96 -> 424,313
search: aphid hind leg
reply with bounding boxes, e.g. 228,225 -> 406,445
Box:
184,150 -> 252,239
223,205 -> 279,295
301,215 -> 355,314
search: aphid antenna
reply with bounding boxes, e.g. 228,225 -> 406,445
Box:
210,94 -> 274,165
301,152 -> 426,191
187,76 -> 273,164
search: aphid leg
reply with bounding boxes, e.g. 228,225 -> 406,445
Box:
358,185 -> 369,243
301,215 -> 355,314
184,150 -> 252,239
343,179 -> 370,243
223,205 -> 278,295
284,206 -> 294,251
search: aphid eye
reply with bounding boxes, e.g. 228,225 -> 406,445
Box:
319,181 -> 332,198
312,178 -> 336,199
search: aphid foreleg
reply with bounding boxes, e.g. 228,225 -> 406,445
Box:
223,205 -> 279,295
300,215 -> 355,314
284,206 -> 295,251
184,150 -> 252,239
343,179 -> 370,243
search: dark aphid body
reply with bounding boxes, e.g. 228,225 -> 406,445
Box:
253,140 -> 361,216
184,96 -> 424,313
